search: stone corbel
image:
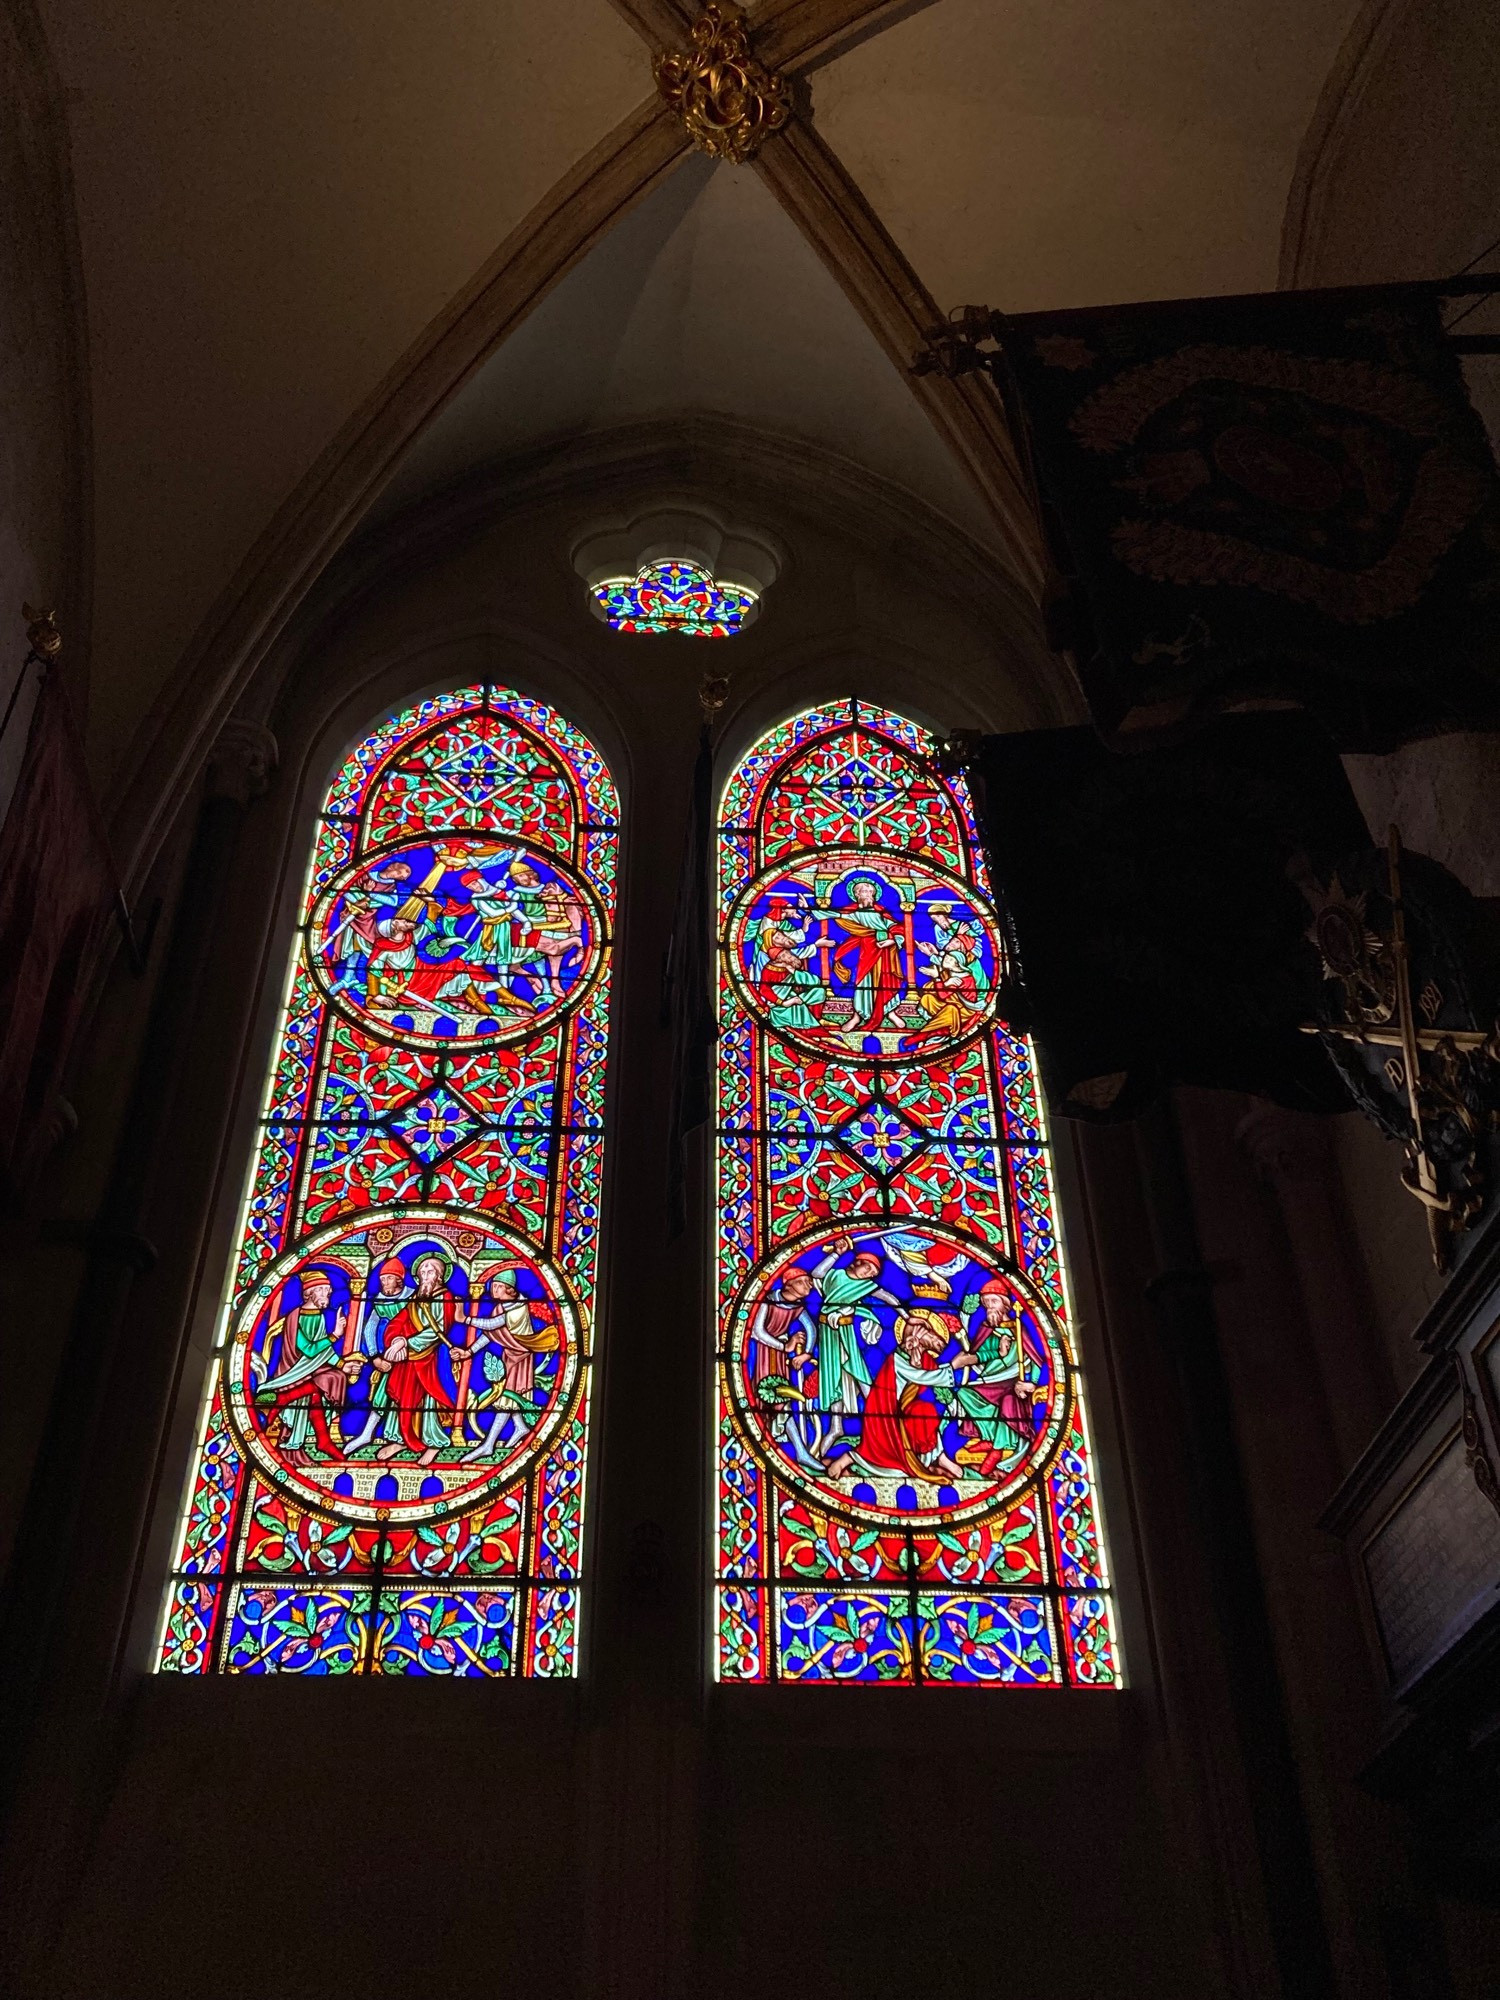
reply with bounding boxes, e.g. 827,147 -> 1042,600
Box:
206,719 -> 278,807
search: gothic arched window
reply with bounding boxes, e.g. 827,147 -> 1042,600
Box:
157,684 -> 616,1676
714,701 -> 1121,1685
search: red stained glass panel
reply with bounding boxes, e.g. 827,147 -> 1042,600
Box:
158,686 -> 617,1677
713,701 -> 1121,1686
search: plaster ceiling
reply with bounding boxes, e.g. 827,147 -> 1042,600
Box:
40,0 -> 1368,789
366,152 -> 1001,550
815,0 -> 1361,313
40,0 -> 650,772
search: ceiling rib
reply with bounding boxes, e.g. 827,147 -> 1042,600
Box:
108,96 -> 690,886
753,118 -> 1043,594
110,0 -> 1043,895
612,0 -> 1043,585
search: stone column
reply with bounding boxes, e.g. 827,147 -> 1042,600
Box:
575,700 -> 704,2000
1178,1088 -> 1447,1998
1134,1099 -> 1338,2000
1235,1102 -> 1397,1475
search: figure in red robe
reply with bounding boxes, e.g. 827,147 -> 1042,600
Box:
748,1266 -> 817,1384
858,1309 -> 976,1481
831,877 -> 905,1030
372,1251 -> 464,1463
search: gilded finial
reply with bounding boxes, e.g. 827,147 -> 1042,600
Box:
23,603 -> 61,660
655,5 -> 792,165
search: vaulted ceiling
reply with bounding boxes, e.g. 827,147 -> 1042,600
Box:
41,0 -> 1371,844
365,153 -> 1003,550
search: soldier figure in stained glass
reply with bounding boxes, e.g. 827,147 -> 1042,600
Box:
371,1251 -> 463,1463
327,860 -> 414,989
508,859 -> 586,999
748,1264 -> 816,1385
951,1280 -> 1034,1473
447,859 -> 523,969
362,915 -> 423,1012
340,1258 -> 411,1453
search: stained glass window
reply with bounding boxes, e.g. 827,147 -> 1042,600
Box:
156,684 -> 616,1676
592,559 -> 756,637
713,701 -> 1122,1685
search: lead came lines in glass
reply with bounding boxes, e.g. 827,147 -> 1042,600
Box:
157,685 -> 617,1677
713,700 -> 1122,1686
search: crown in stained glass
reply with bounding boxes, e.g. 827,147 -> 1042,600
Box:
592,559 -> 757,638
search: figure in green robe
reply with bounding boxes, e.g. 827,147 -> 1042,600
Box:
808,1237 -> 901,1461
756,920 -> 824,1031
256,1268 -> 355,1462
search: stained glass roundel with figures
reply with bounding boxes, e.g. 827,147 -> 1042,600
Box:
225,1208 -> 583,1526
714,701 -> 1123,1687
727,1222 -> 1066,1529
725,847 -> 1002,1061
308,836 -> 606,1049
156,685 -> 616,1678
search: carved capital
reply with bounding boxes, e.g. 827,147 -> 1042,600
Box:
1234,1101 -> 1333,1187
206,719 -> 278,806
654,5 -> 792,165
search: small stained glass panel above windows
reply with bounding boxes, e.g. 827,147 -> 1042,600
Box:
712,699 -> 1123,1686
156,684 -> 616,1678
593,559 -> 757,637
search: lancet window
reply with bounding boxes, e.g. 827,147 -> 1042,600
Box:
157,684 -> 616,1676
713,701 -> 1121,1684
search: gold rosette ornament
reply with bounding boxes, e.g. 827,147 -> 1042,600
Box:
655,4 -> 793,165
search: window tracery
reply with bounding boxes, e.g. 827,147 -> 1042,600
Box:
592,558 -> 757,637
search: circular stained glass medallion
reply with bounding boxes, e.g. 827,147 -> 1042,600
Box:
308,835 -> 605,1050
724,846 -> 1003,1062
224,1208 -> 583,1523
726,1221 -> 1068,1529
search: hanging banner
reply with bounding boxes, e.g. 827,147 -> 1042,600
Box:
998,286 -> 1500,750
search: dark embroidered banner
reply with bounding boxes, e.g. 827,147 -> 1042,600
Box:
1000,288 -> 1500,751
969,714 -> 1371,1121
